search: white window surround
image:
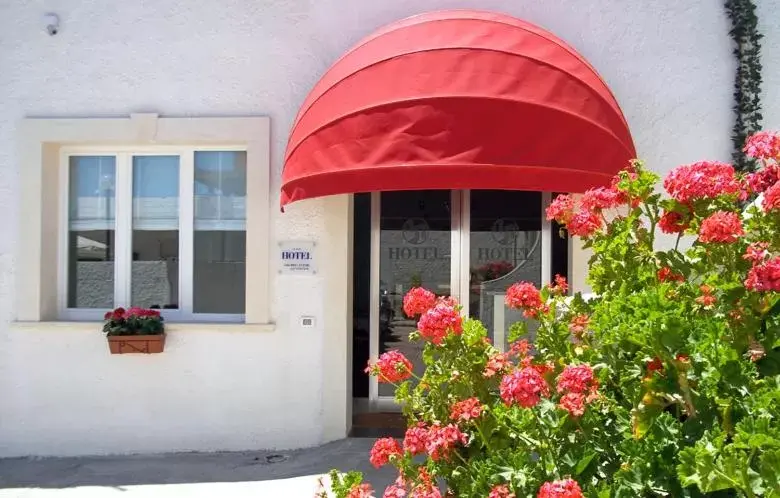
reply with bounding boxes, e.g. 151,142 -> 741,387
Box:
16,114 -> 272,325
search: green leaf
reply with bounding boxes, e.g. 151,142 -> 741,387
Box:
574,450 -> 598,475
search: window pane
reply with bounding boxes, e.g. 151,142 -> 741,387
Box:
378,190 -> 451,397
67,156 -> 116,308
193,151 -> 246,314
131,156 -> 179,309
469,191 -> 542,349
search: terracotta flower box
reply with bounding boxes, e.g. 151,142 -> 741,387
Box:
103,307 -> 166,355
107,334 -> 166,355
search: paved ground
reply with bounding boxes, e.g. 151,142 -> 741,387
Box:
0,438 -> 396,497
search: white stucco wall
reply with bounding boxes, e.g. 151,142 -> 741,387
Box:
0,0 -> 778,456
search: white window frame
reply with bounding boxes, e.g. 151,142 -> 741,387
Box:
58,145 -> 248,323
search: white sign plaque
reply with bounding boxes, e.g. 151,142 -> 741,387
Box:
279,241 -> 317,275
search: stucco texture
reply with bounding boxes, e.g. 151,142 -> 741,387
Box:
0,0 -> 779,456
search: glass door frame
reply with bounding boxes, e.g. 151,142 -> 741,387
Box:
367,190 -> 553,409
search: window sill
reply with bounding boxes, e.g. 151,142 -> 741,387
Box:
9,321 -> 276,333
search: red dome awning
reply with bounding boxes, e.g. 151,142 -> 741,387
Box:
281,10 -> 635,207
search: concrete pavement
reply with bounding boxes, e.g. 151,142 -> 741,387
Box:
0,438 -> 397,497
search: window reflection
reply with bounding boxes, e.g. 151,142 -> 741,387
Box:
67,156 -> 116,309
131,156 -> 180,309
469,191 -> 542,348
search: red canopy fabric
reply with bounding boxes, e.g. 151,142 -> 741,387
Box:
281,10 -> 635,207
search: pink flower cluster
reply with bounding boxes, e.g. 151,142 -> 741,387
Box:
658,210 -> 689,234
369,437 -> 402,468
695,285 -> 717,307
763,182 -> 780,212
537,479 -> 584,498
746,164 -> 780,194
580,187 -> 622,213
401,422 -> 468,463
663,161 -> 742,203
489,484 -> 516,498
745,255 -> 780,292
505,282 -> 548,318
103,306 -> 161,321
743,131 -> 780,161
568,314 -> 590,338
657,266 -> 684,283
382,476 -> 407,498
417,301 -> 463,345
545,194 -> 575,224
698,211 -> 744,244
450,397 -> 484,422
403,287 -> 436,317
546,194 -> 605,237
556,364 -> 599,417
547,274 -> 569,295
500,366 -> 550,408
366,350 -> 413,384
484,352 -> 512,378
346,483 -> 375,498
567,210 -> 602,238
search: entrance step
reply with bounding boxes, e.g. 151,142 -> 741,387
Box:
350,412 -> 405,438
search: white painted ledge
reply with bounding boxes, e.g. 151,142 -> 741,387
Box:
9,321 -> 276,333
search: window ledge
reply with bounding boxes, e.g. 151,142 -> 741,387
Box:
9,321 -> 276,333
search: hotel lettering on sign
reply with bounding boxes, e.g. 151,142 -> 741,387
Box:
279,241 -> 317,275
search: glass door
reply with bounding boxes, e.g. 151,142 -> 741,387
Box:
363,190 -> 552,409
462,190 -> 552,350
370,190 -> 456,409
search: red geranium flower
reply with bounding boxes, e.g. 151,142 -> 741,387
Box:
382,476 -> 407,498
698,211 -> 744,244
403,422 -> 428,455
559,392 -> 586,417
546,194 -> 575,224
537,478 -> 584,498
489,484 -> 516,498
763,182 -> 780,212
417,302 -> 462,345
510,339 -> 532,358
647,357 -> 664,372
743,131 -> 780,161
411,468 -> 441,498
745,256 -> 780,292
658,210 -> 688,234
568,314 -> 590,337
366,350 -> 413,384
450,397 -> 484,422
505,282 -> 544,314
581,186 -> 622,213
484,352 -> 512,378
346,483 -> 375,498
557,364 -> 597,395
567,210 -> 602,238
548,274 -> 569,295
663,161 -> 741,203
743,242 -> 770,264
695,284 -> 717,306
403,287 -> 436,317
745,164 -> 780,193
369,437 -> 402,468
657,266 -> 684,283
425,423 -> 468,461
500,367 -> 550,408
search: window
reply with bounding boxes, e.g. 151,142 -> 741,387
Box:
61,147 -> 247,321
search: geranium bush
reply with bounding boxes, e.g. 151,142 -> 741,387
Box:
322,132 -> 780,498
102,306 -> 164,336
